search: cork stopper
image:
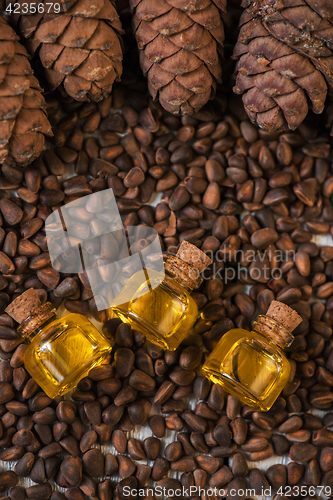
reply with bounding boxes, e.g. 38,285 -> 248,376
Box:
5,288 -> 41,324
165,242 -> 212,290
266,300 -> 302,332
176,241 -> 212,272
254,300 -> 302,349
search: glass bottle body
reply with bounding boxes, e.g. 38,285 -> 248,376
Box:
112,269 -> 198,350
23,311 -> 112,399
202,327 -> 290,411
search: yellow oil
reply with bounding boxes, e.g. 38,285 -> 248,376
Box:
112,269 -> 198,350
202,328 -> 290,411
24,314 -> 112,399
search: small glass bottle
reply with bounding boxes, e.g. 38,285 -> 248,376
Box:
202,301 -> 302,411
112,241 -> 212,351
5,288 -> 112,399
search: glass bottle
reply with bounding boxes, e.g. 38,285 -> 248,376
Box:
202,301 -> 302,411
5,288 -> 112,399
112,241 -> 212,351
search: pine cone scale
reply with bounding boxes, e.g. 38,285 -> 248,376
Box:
169,24 -> 211,50
148,63 -> 174,89
145,35 -> 179,61
188,4 -> 221,29
0,42 -> 15,63
149,9 -> 193,35
176,65 -> 213,92
136,0 -> 172,20
66,0 -> 105,16
39,43 -> 64,68
33,17 -> 71,43
0,76 -> 30,96
53,47 -> 89,75
0,97 -> 22,120
0,120 -> 15,145
170,0 -> 212,11
57,18 -> 99,47
74,51 -> 115,80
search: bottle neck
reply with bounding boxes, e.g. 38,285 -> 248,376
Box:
164,255 -> 202,291
253,314 -> 294,349
18,303 -> 57,342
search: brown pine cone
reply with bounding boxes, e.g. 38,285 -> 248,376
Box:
0,14 -> 52,166
233,0 -> 333,131
10,0 -> 124,102
130,0 -> 227,115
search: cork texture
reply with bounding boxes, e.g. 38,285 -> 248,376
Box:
5,288 -> 41,324
176,241 -> 212,272
266,300 -> 302,332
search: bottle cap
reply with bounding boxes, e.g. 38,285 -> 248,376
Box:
266,300 -> 302,332
5,288 -> 41,324
255,300 -> 302,349
165,241 -> 212,290
176,240 -> 212,272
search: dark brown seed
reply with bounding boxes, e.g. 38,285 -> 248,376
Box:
213,423 -> 232,448
170,456 -> 196,472
0,253 -> 15,275
129,370 -> 155,391
149,415 -> 165,438
208,384 -> 225,412
179,346 -> 202,370
0,199 -> 23,225
0,382 -> 14,404
60,456 -> 82,486
182,410 -> 207,433
80,430 -> 97,453
56,401 -> 76,424
128,438 -> 145,460
15,452 -> 34,476
289,443 -> 317,462
102,404 -> 124,425
320,447 -> 333,472
169,186 -> 191,211
230,418 -> 247,445
196,456 -> 220,474
105,453 -> 118,476
115,348 -> 135,378
151,458 -> 169,481
209,465 -> 233,488
266,464 -> 287,490
118,455 -> 136,479
26,483 -> 52,500
82,449 -> 104,477
169,367 -> 196,386
249,468 -> 270,495
251,228 -> 278,249
232,452 -> 249,477
193,377 -> 211,400
0,470 -> 18,488
112,430 -> 127,454
114,386 -> 137,406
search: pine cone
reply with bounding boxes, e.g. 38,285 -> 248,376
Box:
10,0 -> 124,102
0,14 -> 52,166
233,0 -> 333,131
130,0 -> 227,115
